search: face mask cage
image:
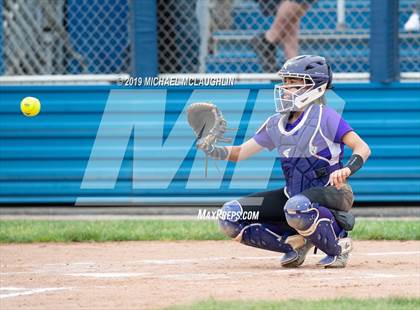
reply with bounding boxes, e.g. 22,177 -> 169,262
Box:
274,73 -> 316,113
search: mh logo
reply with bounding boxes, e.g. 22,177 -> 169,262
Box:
80,88 -> 278,191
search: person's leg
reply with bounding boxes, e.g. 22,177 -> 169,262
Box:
301,183 -> 355,231
218,188 -> 313,267
210,0 -> 233,30
252,0 -> 310,71
301,183 -> 354,212
218,188 -> 292,242
279,17 -> 300,59
265,0 -> 308,58
283,193 -> 353,268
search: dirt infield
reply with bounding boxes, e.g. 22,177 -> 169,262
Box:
1,241 -> 419,309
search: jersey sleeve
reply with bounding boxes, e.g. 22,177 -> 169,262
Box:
253,122 -> 275,151
324,107 -> 353,143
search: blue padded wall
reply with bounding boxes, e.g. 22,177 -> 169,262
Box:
0,84 -> 419,205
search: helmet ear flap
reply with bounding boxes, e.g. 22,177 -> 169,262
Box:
326,63 -> 333,89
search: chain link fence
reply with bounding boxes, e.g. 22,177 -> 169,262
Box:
1,0 -> 419,76
399,0 -> 420,72
2,0 -> 130,75
158,0 -> 420,74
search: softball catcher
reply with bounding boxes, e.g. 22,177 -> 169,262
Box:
188,55 -> 371,268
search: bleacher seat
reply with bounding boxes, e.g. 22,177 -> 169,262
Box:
206,0 -> 419,73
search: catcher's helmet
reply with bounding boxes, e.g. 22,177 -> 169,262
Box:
274,55 -> 332,113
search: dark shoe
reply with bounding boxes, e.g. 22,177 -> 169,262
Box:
250,33 -> 278,72
318,253 -> 350,268
280,237 -> 314,268
317,238 -> 353,268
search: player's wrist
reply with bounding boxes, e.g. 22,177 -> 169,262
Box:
343,167 -> 351,175
344,154 -> 364,176
198,144 -> 228,160
197,142 -> 213,153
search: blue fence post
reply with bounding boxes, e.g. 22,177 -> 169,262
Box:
370,0 -> 400,83
131,0 -> 157,77
0,0 -> 4,75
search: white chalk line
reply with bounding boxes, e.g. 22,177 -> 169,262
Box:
65,272 -> 150,279
315,273 -> 412,281
4,264 -> 414,281
2,262 -> 418,300
43,262 -> 95,266
60,270 -> 417,282
124,250 -> 420,266
1,250 -> 420,274
2,250 -> 419,270
1,270 -> 416,284
1,250 -> 419,285
0,287 -> 72,299
363,251 -> 420,256
0,285 -> 122,300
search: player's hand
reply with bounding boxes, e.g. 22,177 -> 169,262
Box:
328,167 -> 351,189
196,135 -> 217,153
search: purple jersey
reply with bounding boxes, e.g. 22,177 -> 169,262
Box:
254,106 -> 353,163
253,104 -> 353,196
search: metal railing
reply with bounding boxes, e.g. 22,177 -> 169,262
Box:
0,0 -> 419,81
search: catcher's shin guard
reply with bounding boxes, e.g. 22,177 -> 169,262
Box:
238,223 -> 295,254
284,195 -> 346,256
218,200 -> 296,254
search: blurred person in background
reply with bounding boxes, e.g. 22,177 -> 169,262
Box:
211,0 -> 234,30
252,0 -> 317,72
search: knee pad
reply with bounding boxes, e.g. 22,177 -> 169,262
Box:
218,200 -> 245,238
239,223 -> 298,254
284,195 -> 316,231
284,195 -> 343,256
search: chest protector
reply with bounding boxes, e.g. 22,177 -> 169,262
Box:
266,104 -> 342,197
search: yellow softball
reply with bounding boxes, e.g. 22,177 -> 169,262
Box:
20,97 -> 41,117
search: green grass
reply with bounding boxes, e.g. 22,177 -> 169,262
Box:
0,219 -> 419,243
350,219 -> 420,240
165,297 -> 420,310
0,219 -> 226,243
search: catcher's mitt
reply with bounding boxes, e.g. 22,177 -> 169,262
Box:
186,102 -> 231,150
